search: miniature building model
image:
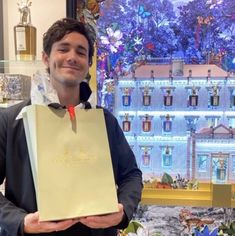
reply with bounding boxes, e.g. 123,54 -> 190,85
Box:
193,124 -> 235,183
114,62 -> 235,182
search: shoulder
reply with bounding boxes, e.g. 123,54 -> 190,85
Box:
96,105 -> 117,126
0,100 -> 30,122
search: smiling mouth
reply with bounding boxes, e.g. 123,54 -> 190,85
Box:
62,66 -> 80,71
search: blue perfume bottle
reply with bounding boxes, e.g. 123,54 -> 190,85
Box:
122,113 -> 131,132
216,159 -> 226,183
163,146 -> 172,167
163,114 -> 172,132
122,88 -> 131,106
143,86 -> 151,106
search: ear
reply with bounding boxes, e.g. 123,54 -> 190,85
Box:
42,51 -> 49,67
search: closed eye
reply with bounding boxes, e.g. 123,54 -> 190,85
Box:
76,46 -> 88,57
57,47 -> 69,53
77,50 -> 87,56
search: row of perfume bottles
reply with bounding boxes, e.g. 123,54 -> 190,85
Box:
122,114 -> 172,133
121,87 -> 226,108
137,147 -> 227,182
134,146 -> 173,169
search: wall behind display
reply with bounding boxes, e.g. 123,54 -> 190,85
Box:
3,0 -> 66,61
0,0 -> 3,61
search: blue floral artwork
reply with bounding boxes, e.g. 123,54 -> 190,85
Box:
138,5 -> 151,19
96,0 -> 235,109
194,225 -> 218,236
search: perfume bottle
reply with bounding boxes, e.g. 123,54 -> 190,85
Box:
188,69 -> 192,84
122,88 -> 131,106
143,86 -> 151,106
189,87 -> 198,107
169,69 -> 173,84
163,114 -> 172,132
142,114 -> 151,132
216,159 -> 226,183
210,86 -> 219,106
164,89 -> 173,106
163,146 -> 172,167
122,113 -> 131,132
14,0 -> 37,60
142,147 -> 150,167
207,69 -> 211,82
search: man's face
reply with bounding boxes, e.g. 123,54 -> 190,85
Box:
43,32 -> 90,87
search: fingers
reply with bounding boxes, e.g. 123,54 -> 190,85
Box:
24,203 -> 124,233
79,204 -> 124,229
79,214 -> 119,228
49,219 -> 77,231
39,219 -> 79,232
24,212 -> 79,233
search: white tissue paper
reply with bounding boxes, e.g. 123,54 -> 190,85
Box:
31,71 -> 60,105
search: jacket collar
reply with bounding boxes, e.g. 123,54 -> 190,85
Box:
80,81 -> 92,102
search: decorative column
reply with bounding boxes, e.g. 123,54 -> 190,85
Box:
191,131 -> 196,180
186,135 -> 191,180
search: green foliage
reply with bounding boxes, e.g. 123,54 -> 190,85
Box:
161,172 -> 173,184
123,220 -> 144,234
219,221 -> 235,235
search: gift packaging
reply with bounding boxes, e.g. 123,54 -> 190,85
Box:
0,74 -> 31,100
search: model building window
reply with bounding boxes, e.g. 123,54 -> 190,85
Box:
232,155 -> 235,173
228,117 -> 235,128
197,154 -> 208,172
206,116 -> 220,128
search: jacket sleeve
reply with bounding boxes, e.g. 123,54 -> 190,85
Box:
104,110 -> 143,229
0,109 -> 28,236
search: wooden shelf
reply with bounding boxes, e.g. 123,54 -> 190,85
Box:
141,182 -> 235,208
0,100 -> 23,108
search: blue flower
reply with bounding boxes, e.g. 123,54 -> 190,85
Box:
194,225 -> 218,236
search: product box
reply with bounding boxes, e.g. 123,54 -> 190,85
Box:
0,74 -> 31,100
171,59 -> 184,76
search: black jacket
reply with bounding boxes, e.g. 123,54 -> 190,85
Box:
0,83 -> 142,236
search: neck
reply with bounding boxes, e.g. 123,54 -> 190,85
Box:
52,82 -> 80,107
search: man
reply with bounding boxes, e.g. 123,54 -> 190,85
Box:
0,18 -> 142,235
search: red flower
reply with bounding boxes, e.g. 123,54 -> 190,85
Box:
146,42 -> 154,51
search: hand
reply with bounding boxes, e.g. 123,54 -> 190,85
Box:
79,203 -> 124,229
24,212 -> 79,233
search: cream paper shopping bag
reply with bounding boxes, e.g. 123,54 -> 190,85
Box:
23,104 -> 118,221
22,105 -> 39,202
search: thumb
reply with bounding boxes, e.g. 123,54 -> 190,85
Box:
25,211 -> 39,224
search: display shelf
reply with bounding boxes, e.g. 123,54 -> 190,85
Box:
231,199 -> 235,208
0,60 -> 44,76
0,60 -> 44,107
0,100 -> 23,108
141,182 -> 235,208
231,184 -> 235,208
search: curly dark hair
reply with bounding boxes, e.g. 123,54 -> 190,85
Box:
43,18 -> 94,65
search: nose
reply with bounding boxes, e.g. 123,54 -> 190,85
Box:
66,50 -> 77,65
